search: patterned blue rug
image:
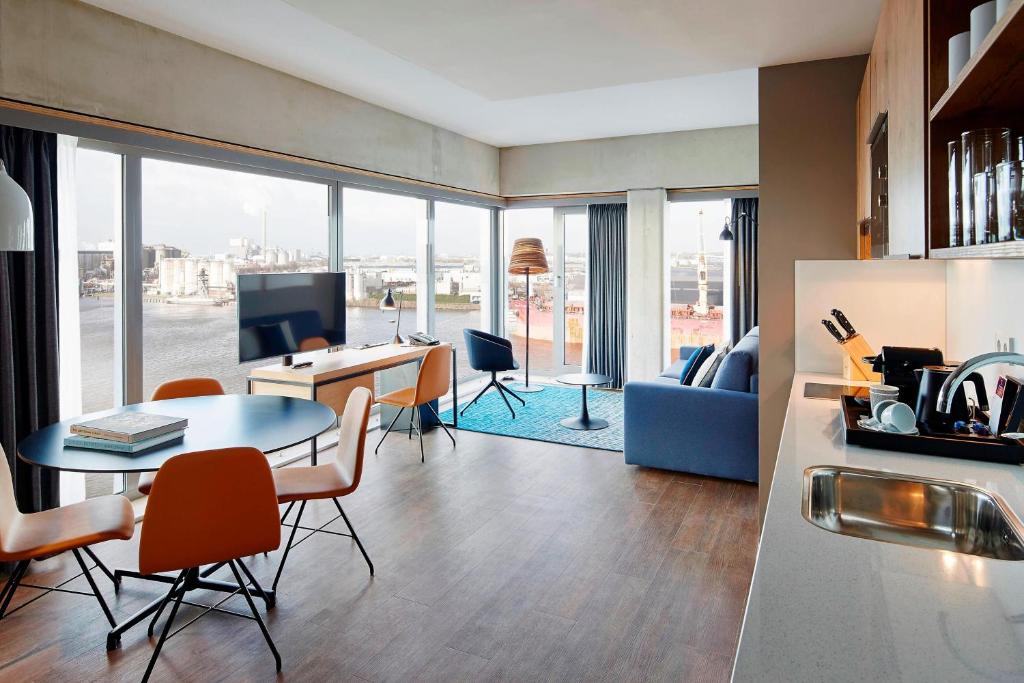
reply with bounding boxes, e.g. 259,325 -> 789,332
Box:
441,383 -> 624,452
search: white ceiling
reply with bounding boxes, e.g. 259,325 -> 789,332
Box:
82,0 -> 881,147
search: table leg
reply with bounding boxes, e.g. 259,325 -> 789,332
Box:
560,384 -> 609,431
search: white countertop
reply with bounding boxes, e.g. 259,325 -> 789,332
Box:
732,372 -> 1024,682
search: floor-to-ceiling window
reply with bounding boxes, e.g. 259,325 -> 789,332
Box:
434,201 -> 492,382
140,158 -> 330,397
665,198 -> 731,359
58,141 -> 124,502
559,208 -> 587,369
503,208 -> 555,376
342,187 -> 426,345
502,206 -> 588,377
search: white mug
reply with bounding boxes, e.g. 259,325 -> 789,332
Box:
971,1 -> 997,55
881,402 -> 917,434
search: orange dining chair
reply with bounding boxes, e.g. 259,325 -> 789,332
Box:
374,346 -> 455,462
136,377 -> 225,497
272,388 -> 373,590
139,447 -> 281,682
0,446 -> 133,627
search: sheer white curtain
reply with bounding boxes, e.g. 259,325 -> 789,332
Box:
56,135 -> 84,503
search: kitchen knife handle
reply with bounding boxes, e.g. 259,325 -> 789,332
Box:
822,319 -> 846,343
831,309 -> 856,337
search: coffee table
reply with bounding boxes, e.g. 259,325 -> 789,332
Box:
555,373 -> 612,430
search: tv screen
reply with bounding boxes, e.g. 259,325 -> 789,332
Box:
237,272 -> 346,363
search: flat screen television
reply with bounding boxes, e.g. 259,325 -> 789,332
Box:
237,272 -> 346,363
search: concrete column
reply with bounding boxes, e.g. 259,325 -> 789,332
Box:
626,188 -> 668,382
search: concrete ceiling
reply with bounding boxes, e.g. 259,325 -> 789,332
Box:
82,0 -> 881,147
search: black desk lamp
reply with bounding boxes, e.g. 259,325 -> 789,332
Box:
379,288 -> 404,344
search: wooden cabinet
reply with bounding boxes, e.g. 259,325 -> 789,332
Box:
927,0 -> 1024,258
855,0 -> 928,259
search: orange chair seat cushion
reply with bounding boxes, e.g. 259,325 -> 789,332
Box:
376,386 -> 417,408
0,495 -> 134,562
273,464 -> 355,503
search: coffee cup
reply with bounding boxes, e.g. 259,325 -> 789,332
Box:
881,402 -> 917,434
869,384 -> 901,414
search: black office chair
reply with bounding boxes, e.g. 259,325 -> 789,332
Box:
461,329 -> 525,418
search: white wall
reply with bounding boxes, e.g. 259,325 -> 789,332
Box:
794,260 -> 947,375
946,260 -> 1024,406
625,189 -> 668,381
0,0 -> 499,194
500,126 -> 758,196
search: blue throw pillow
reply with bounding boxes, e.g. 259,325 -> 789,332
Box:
678,347 -> 702,384
681,344 -> 715,385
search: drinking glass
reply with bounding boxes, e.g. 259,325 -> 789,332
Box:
948,141 -> 962,247
996,160 -> 1024,241
962,128 -> 1012,245
974,170 -> 996,244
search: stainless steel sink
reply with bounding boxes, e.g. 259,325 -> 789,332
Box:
802,466 -> 1024,560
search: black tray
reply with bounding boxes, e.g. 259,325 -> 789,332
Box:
840,395 -> 1024,465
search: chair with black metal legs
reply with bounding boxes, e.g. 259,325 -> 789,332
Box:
139,446 -> 282,683
0,446 -> 133,628
374,345 -> 456,462
271,388 -> 374,591
461,329 -> 525,418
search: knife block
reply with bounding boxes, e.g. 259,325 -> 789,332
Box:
840,334 -> 881,382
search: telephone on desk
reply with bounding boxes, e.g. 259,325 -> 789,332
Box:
408,332 -> 440,346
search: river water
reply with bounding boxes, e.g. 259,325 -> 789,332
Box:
76,298 -> 549,414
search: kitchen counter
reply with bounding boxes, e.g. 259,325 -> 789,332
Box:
732,372 -> 1024,682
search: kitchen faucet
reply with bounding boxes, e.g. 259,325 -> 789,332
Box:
938,352 -> 1024,414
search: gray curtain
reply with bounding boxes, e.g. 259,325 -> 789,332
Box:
730,197 -> 758,342
586,203 -> 627,388
0,125 -> 61,520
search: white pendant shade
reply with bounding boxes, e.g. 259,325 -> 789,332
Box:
0,161 -> 34,251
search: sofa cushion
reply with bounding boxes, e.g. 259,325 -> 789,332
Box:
698,349 -> 728,388
676,347 -> 703,384
660,358 -> 688,380
711,327 -> 759,393
682,344 -> 714,385
693,343 -> 729,387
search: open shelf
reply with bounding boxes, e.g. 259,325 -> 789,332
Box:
930,242 -> 1024,259
930,0 -> 1024,122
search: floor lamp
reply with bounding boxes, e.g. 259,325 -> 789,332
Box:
508,237 -> 548,393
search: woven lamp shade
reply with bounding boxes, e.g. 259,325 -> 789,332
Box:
508,238 -> 549,275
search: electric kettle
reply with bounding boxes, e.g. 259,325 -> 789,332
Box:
914,365 -> 989,432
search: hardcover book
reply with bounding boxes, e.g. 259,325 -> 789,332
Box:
70,413 -> 188,443
64,430 -> 185,454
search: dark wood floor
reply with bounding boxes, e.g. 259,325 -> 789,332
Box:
0,428 -> 758,682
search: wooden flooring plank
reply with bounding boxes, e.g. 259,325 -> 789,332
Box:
0,428 -> 759,682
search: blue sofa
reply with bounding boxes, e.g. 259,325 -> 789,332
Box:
623,327 -> 759,482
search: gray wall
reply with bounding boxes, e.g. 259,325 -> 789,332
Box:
757,56 -> 866,518
0,0 -> 499,195
500,126 -> 758,196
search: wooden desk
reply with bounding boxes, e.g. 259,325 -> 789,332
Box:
247,343 -> 457,432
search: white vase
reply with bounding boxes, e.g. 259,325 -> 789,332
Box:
970,1 -> 997,54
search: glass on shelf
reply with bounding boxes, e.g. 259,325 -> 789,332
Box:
961,128 -> 1012,246
996,160 -> 1024,242
948,140 -> 962,247
973,170 -> 997,245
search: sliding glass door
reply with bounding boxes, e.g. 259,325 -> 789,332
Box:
502,206 -> 587,378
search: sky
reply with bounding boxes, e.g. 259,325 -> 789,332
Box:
75,146 -> 727,261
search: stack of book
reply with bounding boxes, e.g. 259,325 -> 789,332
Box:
65,413 -> 188,454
